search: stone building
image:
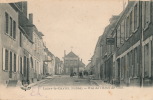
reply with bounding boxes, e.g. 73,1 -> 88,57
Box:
44,47 -> 55,76
0,2 -> 56,86
0,3 -> 20,86
93,1 -> 153,87
63,51 -> 85,75
17,2 -> 45,82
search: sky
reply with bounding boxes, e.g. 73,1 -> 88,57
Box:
28,0 -> 126,65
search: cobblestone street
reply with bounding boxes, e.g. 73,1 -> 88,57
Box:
33,75 -> 97,87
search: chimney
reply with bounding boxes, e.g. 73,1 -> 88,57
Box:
29,13 -> 33,24
64,50 -> 66,57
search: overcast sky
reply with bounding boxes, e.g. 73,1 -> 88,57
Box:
28,0 -> 126,65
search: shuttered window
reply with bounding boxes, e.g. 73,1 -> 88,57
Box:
134,3 -> 139,30
126,16 -> 130,39
3,48 -> 9,71
10,17 -> 13,36
10,51 -> 12,71
117,25 -> 121,47
129,12 -> 133,36
5,12 -> 9,34
144,43 -> 149,77
24,56 -> 26,77
14,54 -> 16,72
5,49 -> 9,71
13,21 -> 16,39
121,57 -> 124,79
20,57 -> 22,74
120,20 -> 125,44
142,1 -> 151,29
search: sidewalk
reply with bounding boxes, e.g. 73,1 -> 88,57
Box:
16,76 -> 53,88
90,79 -> 114,87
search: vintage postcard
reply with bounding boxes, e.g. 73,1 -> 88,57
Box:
0,0 -> 153,100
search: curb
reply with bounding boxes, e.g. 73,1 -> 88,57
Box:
90,80 -> 99,86
29,79 -> 48,87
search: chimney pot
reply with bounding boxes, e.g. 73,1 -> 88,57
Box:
29,13 -> 33,24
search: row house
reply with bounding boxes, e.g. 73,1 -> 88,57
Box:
0,3 -> 20,86
55,57 -> 63,75
93,1 -> 153,87
17,2 -> 45,83
85,62 -> 92,75
0,2 -> 56,86
90,36 -> 102,79
112,1 -> 142,86
90,15 -> 119,81
101,15 -> 120,83
141,1 -> 153,86
44,47 -> 55,76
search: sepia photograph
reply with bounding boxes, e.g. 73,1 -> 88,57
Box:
0,0 -> 153,100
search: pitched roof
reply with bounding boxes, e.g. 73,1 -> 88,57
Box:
65,51 -> 78,58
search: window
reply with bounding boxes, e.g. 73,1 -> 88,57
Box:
20,32 -> 22,47
10,17 -> 13,36
31,57 -> 33,68
131,50 -> 134,77
121,57 -> 124,79
134,4 -> 138,30
24,56 -> 27,77
10,51 -> 12,72
117,25 -> 121,47
5,12 -> 9,34
13,21 -> 16,39
129,11 -> 133,36
142,1 -> 151,29
120,20 -> 125,44
127,53 -> 130,78
27,58 -> 29,77
134,48 -> 138,77
144,44 -> 149,77
14,54 -> 16,72
3,48 -> 9,71
20,57 -> 22,74
126,16 -> 130,39
134,3 -> 139,30
35,60 -> 37,73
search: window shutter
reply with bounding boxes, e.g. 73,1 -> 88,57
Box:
117,25 -> 121,47
12,52 -> 14,72
16,54 -> 18,72
120,20 -> 125,44
146,2 -> 151,24
132,10 -> 134,32
137,2 -> 139,28
22,57 -> 24,74
2,48 -> 5,70
142,2 -> 145,29
18,56 -> 20,73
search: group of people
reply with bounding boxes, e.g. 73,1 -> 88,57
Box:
70,71 -> 89,78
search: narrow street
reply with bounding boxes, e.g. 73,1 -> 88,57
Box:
34,75 -> 98,87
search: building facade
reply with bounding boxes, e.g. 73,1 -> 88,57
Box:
63,51 -> 85,75
93,1 -> 153,87
0,3 -> 20,85
0,2 -> 57,86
